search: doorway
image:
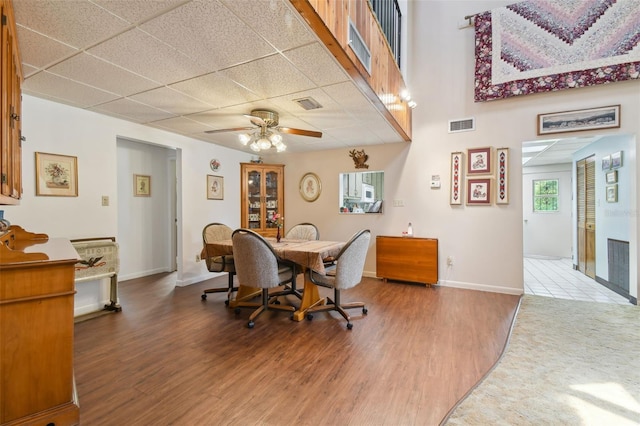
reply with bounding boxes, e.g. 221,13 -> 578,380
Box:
522,135 -> 636,304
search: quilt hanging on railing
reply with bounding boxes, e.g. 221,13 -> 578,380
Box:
475,0 -> 640,102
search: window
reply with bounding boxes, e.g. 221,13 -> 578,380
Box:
533,179 -> 559,212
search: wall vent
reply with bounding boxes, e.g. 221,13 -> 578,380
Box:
293,96 -> 323,111
448,117 -> 475,133
348,19 -> 371,74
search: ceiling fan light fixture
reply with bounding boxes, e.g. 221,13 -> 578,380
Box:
239,133 -> 251,145
249,142 -> 260,152
275,142 -> 287,152
269,133 -> 282,144
258,137 -> 272,150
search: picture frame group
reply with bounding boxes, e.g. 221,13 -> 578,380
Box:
450,147 -> 509,206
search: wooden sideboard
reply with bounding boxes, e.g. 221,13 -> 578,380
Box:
0,226 -> 80,425
376,235 -> 438,285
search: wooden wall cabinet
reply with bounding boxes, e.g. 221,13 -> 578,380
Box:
0,226 -> 80,425
240,163 -> 284,238
376,236 -> 438,285
0,0 -> 23,205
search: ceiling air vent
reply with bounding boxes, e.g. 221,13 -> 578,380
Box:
348,18 -> 371,74
293,97 -> 323,111
448,117 -> 475,133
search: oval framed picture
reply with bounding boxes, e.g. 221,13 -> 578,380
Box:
299,172 -> 321,202
210,158 -> 220,172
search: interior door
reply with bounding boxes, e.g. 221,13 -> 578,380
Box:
576,156 -> 596,278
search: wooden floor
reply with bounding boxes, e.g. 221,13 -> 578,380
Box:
74,273 -> 520,426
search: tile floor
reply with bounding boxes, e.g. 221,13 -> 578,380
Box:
524,256 -> 631,305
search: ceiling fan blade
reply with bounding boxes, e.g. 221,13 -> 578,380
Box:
244,114 -> 266,127
277,127 -> 322,138
205,126 -> 254,134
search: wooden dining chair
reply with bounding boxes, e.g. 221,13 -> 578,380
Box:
231,229 -> 297,328
306,229 -> 371,329
200,223 -> 237,305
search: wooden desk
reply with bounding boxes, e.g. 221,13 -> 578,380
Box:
206,238 -> 344,321
376,235 -> 438,285
0,226 -> 80,425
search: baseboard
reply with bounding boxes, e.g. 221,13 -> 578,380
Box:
438,279 -> 523,295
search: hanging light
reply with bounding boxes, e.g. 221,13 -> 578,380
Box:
238,133 -> 251,145
238,128 -> 288,152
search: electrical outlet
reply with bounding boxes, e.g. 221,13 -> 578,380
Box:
393,199 -> 405,207
447,256 -> 454,266
195,254 -> 201,262
101,195 -> 109,206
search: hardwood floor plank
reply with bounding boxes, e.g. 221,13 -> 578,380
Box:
74,273 -> 519,425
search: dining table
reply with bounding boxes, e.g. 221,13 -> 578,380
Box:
204,237 -> 345,321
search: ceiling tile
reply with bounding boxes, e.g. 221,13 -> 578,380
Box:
284,43 -> 349,87
147,116 -> 213,135
93,0 -> 189,24
14,0 -> 130,48
129,87 -> 215,115
47,53 -> 160,96
16,27 -> 78,69
89,98 -> 176,123
169,72 -> 260,109
220,0 -> 316,51
22,71 -> 121,108
140,1 -> 274,70
222,54 -> 316,98
22,63 -> 39,78
87,28 -> 208,84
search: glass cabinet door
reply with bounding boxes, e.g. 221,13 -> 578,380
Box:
265,170 -> 280,230
246,169 -> 262,230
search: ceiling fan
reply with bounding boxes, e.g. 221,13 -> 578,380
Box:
204,109 -> 322,152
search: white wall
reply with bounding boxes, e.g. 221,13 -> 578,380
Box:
9,95 -> 253,315
522,164 -> 573,259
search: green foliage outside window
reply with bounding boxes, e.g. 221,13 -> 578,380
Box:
533,179 -> 559,212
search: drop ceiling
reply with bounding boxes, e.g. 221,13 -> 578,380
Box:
522,136 -> 602,167
14,0 -> 406,154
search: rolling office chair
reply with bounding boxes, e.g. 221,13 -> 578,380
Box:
306,229 -> 371,329
231,228 -> 297,328
200,223 -> 237,305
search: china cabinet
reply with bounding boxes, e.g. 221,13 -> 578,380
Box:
240,163 -> 284,237
0,0 -> 23,205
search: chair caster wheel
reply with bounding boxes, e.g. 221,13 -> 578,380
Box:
224,300 -> 230,306
362,307 -> 368,315
248,321 -> 255,329
201,294 -> 207,300
274,299 -> 281,305
306,313 -> 313,321
347,322 -> 353,330
234,308 -> 241,315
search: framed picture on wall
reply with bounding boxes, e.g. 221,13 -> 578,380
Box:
134,174 -> 151,197
467,178 -> 492,205
467,147 -> 491,175
450,152 -> 464,205
606,170 -> 618,184
602,155 -> 611,170
611,151 -> 623,168
496,148 -> 509,204
207,175 -> 224,200
35,152 -> 78,197
606,184 -> 618,203
537,105 -> 621,135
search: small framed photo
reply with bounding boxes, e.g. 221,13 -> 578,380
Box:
602,155 -> 611,170
450,152 -> 464,205
467,147 -> 491,175
606,184 -> 618,203
35,152 -> 78,197
537,105 -> 620,135
207,175 -> 224,200
611,151 -> 623,169
605,170 -> 618,184
467,178 -> 492,205
134,174 -> 151,197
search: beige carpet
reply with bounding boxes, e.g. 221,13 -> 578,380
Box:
444,295 -> 640,425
